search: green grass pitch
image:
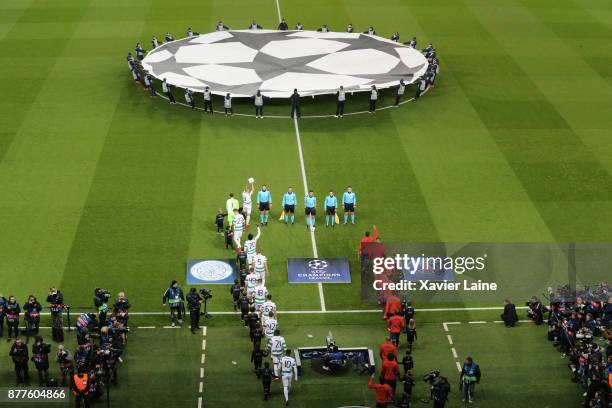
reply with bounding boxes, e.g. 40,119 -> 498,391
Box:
0,0 -> 610,406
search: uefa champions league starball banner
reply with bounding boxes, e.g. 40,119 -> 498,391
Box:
287,258 -> 351,283
186,259 -> 237,284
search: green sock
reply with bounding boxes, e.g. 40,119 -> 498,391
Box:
284,215 -> 288,223
291,215 -> 294,223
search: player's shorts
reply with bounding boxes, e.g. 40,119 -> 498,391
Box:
305,207 -> 316,216
243,204 -> 252,214
326,206 -> 336,215
344,203 -> 355,212
259,202 -> 270,211
255,302 -> 264,311
272,355 -> 281,365
284,204 -> 295,213
246,286 -> 256,296
234,231 -> 243,240
247,254 -> 255,265
282,374 -> 293,388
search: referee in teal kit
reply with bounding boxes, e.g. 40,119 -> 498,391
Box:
324,191 -> 338,227
304,190 -> 317,230
282,186 -> 297,225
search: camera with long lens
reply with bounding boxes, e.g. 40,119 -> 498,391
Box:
199,288 -> 213,300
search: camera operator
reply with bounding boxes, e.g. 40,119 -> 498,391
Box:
47,287 -> 65,342
76,313 -> 98,345
56,345 -> 74,386
527,296 -> 545,325
23,294 -> 42,342
31,335 -> 51,385
113,292 -> 131,327
162,280 -> 184,327
71,368 -> 91,408
5,295 -> 20,340
0,292 -> 7,338
432,375 -> 451,408
9,338 -> 29,384
459,356 -> 481,404
186,288 -> 203,334
93,288 -> 111,328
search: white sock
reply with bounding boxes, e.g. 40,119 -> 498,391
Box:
274,364 -> 279,377
283,387 -> 289,401
246,214 -> 251,225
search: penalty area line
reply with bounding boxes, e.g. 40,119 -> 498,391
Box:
293,115 -> 326,312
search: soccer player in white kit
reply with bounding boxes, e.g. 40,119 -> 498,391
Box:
253,250 -> 269,283
244,226 -> 261,271
262,294 -> 277,317
263,311 -> 278,340
245,270 -> 258,296
280,349 -> 298,405
254,279 -> 268,312
242,181 -> 254,227
267,329 -> 286,378
232,208 -> 245,249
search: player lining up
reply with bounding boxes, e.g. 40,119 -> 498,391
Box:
242,180 -> 254,227
232,208 -> 245,249
280,349 -> 298,405
243,226 -> 261,271
267,329 -> 287,379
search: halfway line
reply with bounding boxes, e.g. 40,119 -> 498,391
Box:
293,116 -> 326,312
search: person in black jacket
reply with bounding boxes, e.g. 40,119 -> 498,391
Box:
278,19 -> 288,30
290,89 -> 301,119
9,338 -> 29,384
23,295 -> 42,342
186,288 -> 203,334
46,288 -> 64,342
31,335 -> 51,385
501,299 -> 519,327
432,376 -> 451,408
5,296 -> 20,341
251,343 -> 264,376
259,361 -> 274,400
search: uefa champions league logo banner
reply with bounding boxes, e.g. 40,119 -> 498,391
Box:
360,242 -> 612,303
287,258 -> 351,283
187,259 -> 237,284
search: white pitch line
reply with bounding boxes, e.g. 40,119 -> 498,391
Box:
163,325 -> 179,329
455,361 -> 462,372
36,305 -> 523,316
293,115 -> 326,312
442,323 -> 449,332
446,335 -> 453,345
198,397 -> 202,408
202,326 -> 207,336
451,347 -> 458,359
199,381 -> 203,393
200,367 -> 205,378
274,0 -> 282,23
468,321 -> 487,324
202,339 -> 206,350
201,354 -> 206,364
137,326 -> 156,329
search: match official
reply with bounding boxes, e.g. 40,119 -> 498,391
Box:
282,187 -> 297,226
257,185 -> 271,225
186,288 -> 203,334
324,191 -> 337,227
342,186 -> 356,224
304,190 -> 317,230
